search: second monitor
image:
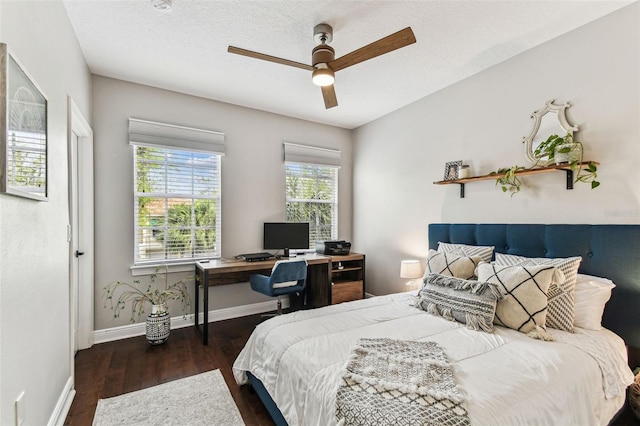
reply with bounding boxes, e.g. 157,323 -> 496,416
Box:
263,222 -> 310,258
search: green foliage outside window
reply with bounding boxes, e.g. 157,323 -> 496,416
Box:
134,146 -> 219,262
286,163 -> 337,246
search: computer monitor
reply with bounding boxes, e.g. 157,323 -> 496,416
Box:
263,222 -> 310,257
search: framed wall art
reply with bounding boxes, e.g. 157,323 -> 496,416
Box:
443,160 -> 462,181
0,43 -> 48,201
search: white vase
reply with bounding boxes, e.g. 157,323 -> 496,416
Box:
146,303 -> 170,345
554,143 -> 582,165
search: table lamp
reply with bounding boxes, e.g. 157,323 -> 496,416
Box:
400,259 -> 422,290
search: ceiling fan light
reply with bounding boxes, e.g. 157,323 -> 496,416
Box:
312,68 -> 335,86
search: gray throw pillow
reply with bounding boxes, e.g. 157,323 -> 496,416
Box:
416,273 -> 503,333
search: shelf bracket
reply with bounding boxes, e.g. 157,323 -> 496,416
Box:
565,169 -> 574,190
459,183 -> 465,198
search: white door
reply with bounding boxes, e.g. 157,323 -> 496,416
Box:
71,132 -> 80,353
68,98 -> 94,356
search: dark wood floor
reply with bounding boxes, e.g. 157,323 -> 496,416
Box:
66,313 -> 640,426
65,314 -> 274,426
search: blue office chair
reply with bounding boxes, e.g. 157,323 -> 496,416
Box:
250,259 -> 307,315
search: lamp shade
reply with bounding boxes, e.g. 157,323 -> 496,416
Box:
400,260 -> 422,279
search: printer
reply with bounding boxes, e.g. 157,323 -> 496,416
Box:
315,240 -> 351,255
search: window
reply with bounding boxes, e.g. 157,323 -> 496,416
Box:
130,119 -> 224,264
284,142 -> 340,247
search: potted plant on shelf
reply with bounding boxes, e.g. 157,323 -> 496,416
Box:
103,265 -> 192,345
534,133 -> 599,189
490,132 -> 600,195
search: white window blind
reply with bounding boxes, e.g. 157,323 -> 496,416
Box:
130,119 -> 224,264
284,142 -> 340,247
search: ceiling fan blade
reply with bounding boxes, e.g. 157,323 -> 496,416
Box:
228,46 -> 315,71
328,27 -> 416,72
321,85 -> 338,109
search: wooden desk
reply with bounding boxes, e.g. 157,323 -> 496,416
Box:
194,254 -> 330,344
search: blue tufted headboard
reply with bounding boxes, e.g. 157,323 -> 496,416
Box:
429,224 -> 640,348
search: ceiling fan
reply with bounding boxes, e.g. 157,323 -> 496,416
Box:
227,24 -> 416,109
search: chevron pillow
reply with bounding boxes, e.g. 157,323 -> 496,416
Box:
477,262 -> 556,334
437,242 -> 495,263
495,253 -> 581,332
425,249 -> 481,280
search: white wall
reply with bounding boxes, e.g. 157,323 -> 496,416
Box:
352,4 -> 640,296
0,2 -> 92,425
92,76 -> 353,330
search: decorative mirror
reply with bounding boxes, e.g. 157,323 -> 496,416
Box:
0,43 -> 48,201
522,99 -> 577,165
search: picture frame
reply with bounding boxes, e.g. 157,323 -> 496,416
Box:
0,43 -> 48,201
443,160 -> 462,181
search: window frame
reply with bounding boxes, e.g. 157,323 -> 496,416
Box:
283,142 -> 342,252
129,119 -> 224,273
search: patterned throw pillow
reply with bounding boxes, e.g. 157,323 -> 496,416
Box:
476,262 -> 556,334
425,249 -> 482,280
416,273 -> 503,333
438,242 -> 495,263
495,253 -> 581,332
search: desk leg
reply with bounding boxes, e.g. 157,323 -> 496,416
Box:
203,272 -> 209,345
194,268 -> 200,334
194,265 -> 208,345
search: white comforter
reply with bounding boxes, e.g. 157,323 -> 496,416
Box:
233,292 -> 633,426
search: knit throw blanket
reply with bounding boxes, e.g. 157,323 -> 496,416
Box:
335,338 -> 470,426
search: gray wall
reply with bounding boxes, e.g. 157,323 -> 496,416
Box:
352,4 -> 640,296
0,2 -> 92,425
92,76 -> 353,330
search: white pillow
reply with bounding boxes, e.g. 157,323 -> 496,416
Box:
573,274 -> 615,330
438,242 -> 494,263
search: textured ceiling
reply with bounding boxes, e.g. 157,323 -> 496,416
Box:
62,0 -> 631,129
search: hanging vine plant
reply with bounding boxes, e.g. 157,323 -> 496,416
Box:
489,165 -> 527,196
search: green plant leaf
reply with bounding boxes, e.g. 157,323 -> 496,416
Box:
591,181 -> 600,189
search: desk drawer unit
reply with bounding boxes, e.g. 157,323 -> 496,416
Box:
331,280 -> 364,304
329,253 -> 365,304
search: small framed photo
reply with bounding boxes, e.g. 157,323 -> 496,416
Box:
443,160 -> 462,181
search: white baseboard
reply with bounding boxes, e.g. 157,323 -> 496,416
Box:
94,299 -> 287,344
48,376 -> 75,426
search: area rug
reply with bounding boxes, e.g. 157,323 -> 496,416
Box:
93,369 -> 245,425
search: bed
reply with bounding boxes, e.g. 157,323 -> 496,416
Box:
233,224 -> 640,425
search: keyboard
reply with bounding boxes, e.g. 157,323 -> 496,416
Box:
238,252 -> 273,262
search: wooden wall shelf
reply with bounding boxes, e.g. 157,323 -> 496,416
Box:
433,162 -> 599,198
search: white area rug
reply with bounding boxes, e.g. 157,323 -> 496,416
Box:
93,369 -> 245,425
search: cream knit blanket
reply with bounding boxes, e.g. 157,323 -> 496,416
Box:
335,338 -> 470,426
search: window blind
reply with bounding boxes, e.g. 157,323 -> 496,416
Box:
130,119 -> 223,264
129,118 -> 225,155
284,142 -> 339,247
283,142 -> 341,168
